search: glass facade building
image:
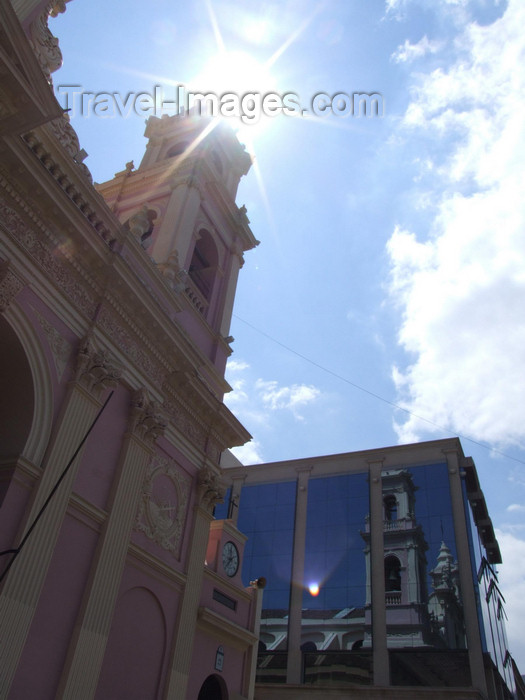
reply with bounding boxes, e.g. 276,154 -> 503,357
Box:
217,438 -> 519,698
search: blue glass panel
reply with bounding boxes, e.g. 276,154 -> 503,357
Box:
302,472 -> 369,650
236,481 -> 297,646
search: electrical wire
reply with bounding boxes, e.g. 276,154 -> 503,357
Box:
233,314 -> 525,467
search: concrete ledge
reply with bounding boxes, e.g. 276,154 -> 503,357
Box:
254,684 -> 485,700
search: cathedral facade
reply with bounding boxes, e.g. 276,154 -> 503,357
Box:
1,3 -> 523,700
1,2 -> 261,698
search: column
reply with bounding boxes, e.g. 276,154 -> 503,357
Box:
245,581 -> 264,700
164,466 -> 224,700
445,448 -> 488,698
368,459 -> 389,686
286,467 -> 311,684
57,389 -> 166,699
218,244 -> 242,337
0,339 -> 121,698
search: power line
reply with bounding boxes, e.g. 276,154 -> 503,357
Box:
232,314 -> 525,467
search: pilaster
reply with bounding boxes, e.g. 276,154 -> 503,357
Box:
57,389 -> 167,699
445,448 -> 488,698
164,465 -> 224,700
286,468 -> 311,684
369,459 -> 389,686
218,244 -> 242,337
0,338 -> 121,698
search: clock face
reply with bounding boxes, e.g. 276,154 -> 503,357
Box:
222,541 -> 239,577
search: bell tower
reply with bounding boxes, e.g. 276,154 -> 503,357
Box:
97,113 -> 258,377
362,469 -> 431,648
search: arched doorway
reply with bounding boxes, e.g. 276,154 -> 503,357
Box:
197,674 -> 228,700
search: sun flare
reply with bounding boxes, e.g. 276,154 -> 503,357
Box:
308,582 -> 320,596
193,50 -> 276,97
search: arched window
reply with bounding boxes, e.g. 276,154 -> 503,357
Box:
188,229 -> 218,301
384,555 -> 401,592
384,495 -> 397,521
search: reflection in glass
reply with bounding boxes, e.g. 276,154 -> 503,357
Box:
376,466 -> 465,651
463,482 -> 516,695
238,481 -> 296,659
301,472 -> 372,685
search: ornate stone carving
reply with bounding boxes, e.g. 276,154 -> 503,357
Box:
96,305 -> 166,387
197,466 -> 225,512
162,396 -> 207,450
48,117 -> 93,183
125,206 -> 156,247
75,337 -> 122,395
29,5 -> 64,82
0,196 -> 99,317
34,309 -> 72,380
0,259 -> 24,312
129,389 -> 167,444
135,455 -> 190,557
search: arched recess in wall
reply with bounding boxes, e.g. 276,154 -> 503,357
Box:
166,141 -> 189,160
95,586 -> 167,700
197,674 -> 229,700
384,555 -> 402,593
384,495 -> 398,521
188,229 -> 219,303
0,305 -> 53,472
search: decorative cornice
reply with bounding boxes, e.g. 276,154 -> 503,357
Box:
22,130 -> 115,237
96,302 -> 168,388
0,185 -> 100,318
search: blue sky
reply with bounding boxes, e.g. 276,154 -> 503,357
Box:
51,0 -> 525,668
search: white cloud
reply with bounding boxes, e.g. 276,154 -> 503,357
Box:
495,530 -> 525,670
507,504 -> 525,513
387,0 -> 525,448
227,359 -> 250,372
385,0 -> 470,23
392,35 -> 443,63
230,440 -> 264,466
255,379 -> 320,419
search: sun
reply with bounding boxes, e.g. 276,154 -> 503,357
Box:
188,49 -> 278,145
193,50 -> 276,98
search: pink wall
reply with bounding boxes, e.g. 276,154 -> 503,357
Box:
10,514 -> 100,699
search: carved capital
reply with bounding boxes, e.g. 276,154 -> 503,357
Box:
75,338 -> 122,395
129,389 -> 167,444
197,466 -> 225,512
0,260 -> 24,312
